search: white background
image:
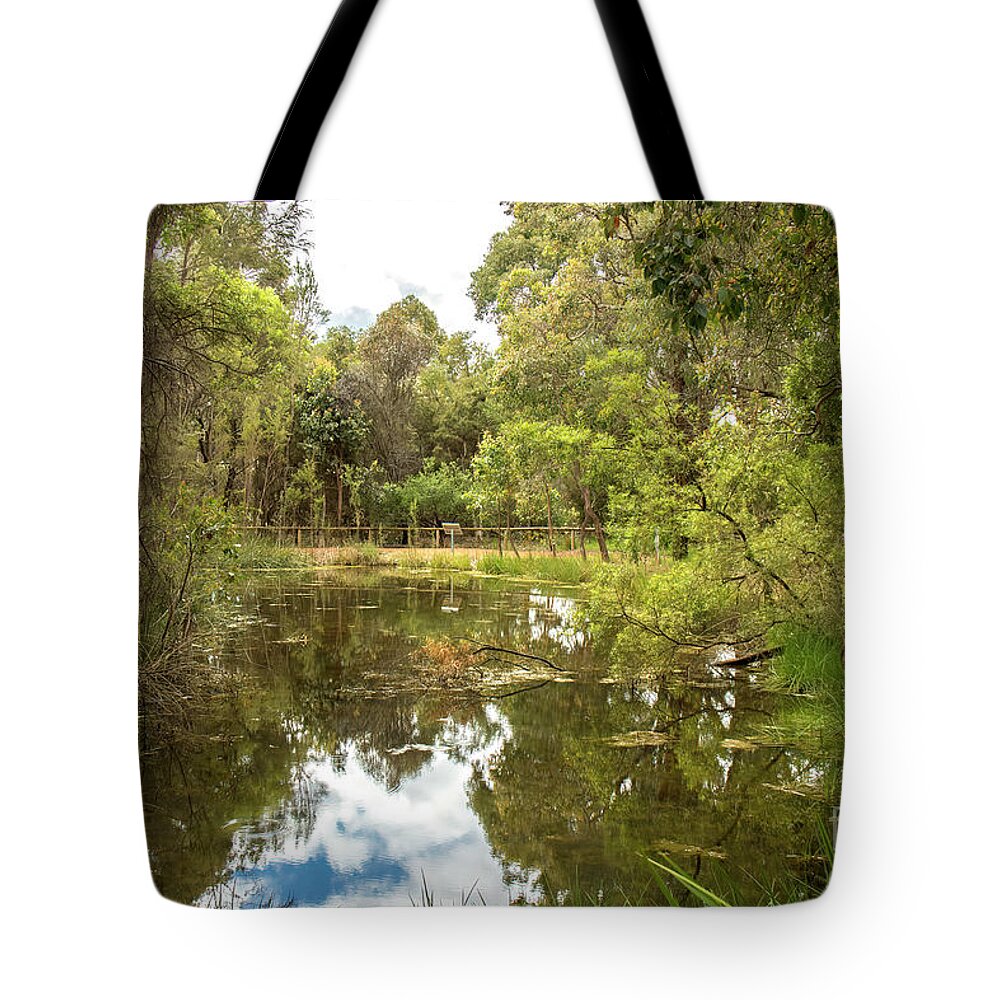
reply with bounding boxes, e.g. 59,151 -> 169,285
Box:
2,0 -> 997,995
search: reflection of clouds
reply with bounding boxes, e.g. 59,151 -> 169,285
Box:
716,754 -> 734,785
527,591 -> 586,651
206,733 -> 541,908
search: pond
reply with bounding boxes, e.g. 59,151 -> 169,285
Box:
142,570 -> 835,907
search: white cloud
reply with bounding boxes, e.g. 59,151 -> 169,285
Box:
307,200 -> 510,346
220,735 -> 539,907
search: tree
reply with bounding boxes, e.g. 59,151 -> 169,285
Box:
294,363 -> 369,525
412,331 -> 494,466
346,296 -> 443,480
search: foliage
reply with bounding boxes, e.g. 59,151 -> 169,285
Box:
141,199 -> 842,764
469,201 -> 841,660
412,332 -> 494,465
757,624 -> 845,759
278,458 -> 325,527
380,460 -> 472,527
292,363 -> 368,524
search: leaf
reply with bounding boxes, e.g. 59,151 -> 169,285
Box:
647,855 -> 731,906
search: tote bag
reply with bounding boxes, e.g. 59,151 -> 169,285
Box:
140,0 -> 843,909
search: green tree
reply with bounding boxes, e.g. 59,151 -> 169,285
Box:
294,363 -> 369,525
346,296 -> 443,480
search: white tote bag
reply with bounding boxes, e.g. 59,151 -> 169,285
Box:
141,0 -> 842,908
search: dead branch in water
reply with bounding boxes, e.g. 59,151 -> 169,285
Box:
452,638 -> 564,672
494,679 -> 554,699
716,647 -> 783,668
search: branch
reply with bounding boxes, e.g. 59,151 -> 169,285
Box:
716,647 -> 783,668
453,639 -> 564,672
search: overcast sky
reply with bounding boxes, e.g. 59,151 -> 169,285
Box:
307,200 -> 510,346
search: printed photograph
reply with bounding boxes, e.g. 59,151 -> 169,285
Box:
140,200 -> 843,907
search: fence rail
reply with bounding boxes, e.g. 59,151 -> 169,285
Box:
236,524 -> 598,552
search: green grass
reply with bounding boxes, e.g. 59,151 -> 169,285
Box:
475,553 -> 594,584
646,816 -> 835,906
408,870 -> 486,906
297,542 -> 385,567
768,625 -> 843,697
757,624 -> 845,767
233,536 -> 314,569
233,538 -> 595,581
393,550 -> 474,571
647,854 -> 731,906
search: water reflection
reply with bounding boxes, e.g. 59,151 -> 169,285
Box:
199,742 -> 535,908
142,570 -> 834,907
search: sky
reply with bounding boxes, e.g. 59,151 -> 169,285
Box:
306,200 -> 511,346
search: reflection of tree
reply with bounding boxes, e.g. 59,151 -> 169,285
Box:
144,572 -> 537,903
468,673 -> 833,905
143,571 -> 831,908
141,684 -> 323,905
349,700 -> 432,791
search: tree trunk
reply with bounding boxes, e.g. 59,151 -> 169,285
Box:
592,516 -> 610,562
223,463 -> 238,506
580,485 -> 610,562
545,485 -> 557,556
145,206 -> 172,272
336,468 -> 343,527
507,504 -> 519,557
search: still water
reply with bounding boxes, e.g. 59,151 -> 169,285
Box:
142,570 -> 834,907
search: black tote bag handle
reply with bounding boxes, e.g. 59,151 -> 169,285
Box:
255,0 -> 703,201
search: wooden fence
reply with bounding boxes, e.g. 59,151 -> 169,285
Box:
237,524 -> 598,553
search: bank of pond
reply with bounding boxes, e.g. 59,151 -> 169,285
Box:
141,567 -> 841,908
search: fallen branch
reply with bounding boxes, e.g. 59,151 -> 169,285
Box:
716,647 -> 783,668
473,644 -> 564,672
453,639 -> 564,672
494,679 -> 554,699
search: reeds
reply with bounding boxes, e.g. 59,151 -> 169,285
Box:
475,554 -> 594,584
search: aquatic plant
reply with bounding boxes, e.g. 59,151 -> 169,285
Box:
646,815 -> 835,906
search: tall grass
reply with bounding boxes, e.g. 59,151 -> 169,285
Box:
312,542 -> 384,567
408,870 -> 487,906
475,553 -> 594,584
233,535 -> 314,569
394,550 -> 473,571
646,816 -> 835,906
758,623 -> 845,766
768,626 -> 843,697
233,538 -> 595,581
647,855 -> 731,906
237,540 -> 387,568
237,541 -> 478,572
